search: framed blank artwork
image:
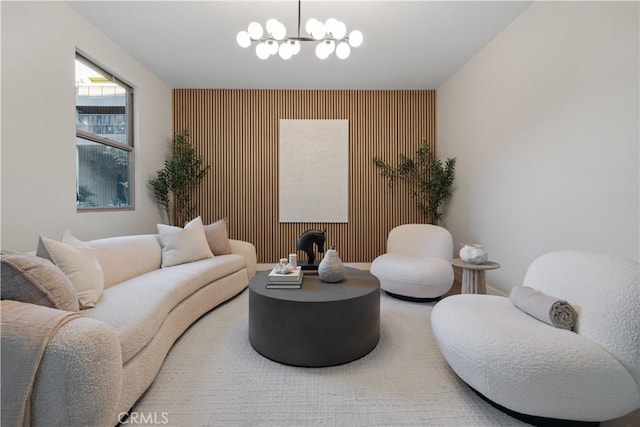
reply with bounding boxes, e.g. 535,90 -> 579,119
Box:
279,119 -> 349,223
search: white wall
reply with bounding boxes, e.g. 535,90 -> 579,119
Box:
1,2 -> 172,251
438,1 -> 639,294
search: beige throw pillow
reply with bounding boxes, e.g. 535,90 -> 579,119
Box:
36,231 -> 104,308
157,216 -> 214,268
204,219 -> 233,255
1,254 -> 80,312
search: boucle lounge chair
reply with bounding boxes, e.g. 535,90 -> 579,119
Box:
431,250 -> 640,424
370,224 -> 454,301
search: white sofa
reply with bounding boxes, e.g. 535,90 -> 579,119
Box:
431,250 -> 640,423
3,233 -> 256,427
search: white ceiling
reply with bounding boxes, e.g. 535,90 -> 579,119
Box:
68,1 -> 532,90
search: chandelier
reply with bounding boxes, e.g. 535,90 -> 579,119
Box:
236,0 -> 363,60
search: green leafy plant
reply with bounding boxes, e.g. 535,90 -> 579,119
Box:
148,129 -> 210,225
77,185 -> 96,207
374,140 -> 456,223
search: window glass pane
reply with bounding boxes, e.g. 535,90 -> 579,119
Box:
76,137 -> 131,208
75,59 -> 129,145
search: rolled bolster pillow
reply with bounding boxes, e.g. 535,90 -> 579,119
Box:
510,286 -> 577,330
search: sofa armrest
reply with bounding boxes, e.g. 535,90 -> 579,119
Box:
25,311 -> 123,426
230,239 -> 257,279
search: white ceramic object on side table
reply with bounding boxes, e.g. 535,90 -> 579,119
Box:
459,244 -> 488,265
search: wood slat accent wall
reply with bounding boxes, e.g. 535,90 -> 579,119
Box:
173,89 -> 436,263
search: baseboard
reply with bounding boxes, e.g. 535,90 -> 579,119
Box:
486,285 -> 506,296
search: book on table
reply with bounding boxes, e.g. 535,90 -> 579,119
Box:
266,281 -> 302,289
267,266 -> 303,288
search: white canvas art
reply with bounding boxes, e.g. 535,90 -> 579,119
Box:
279,119 -> 349,223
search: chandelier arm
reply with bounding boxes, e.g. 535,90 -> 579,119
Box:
286,36 -> 316,42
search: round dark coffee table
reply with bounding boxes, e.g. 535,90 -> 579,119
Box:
248,267 -> 380,367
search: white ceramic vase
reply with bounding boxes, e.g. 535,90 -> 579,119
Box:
459,244 -> 488,265
318,245 -> 345,283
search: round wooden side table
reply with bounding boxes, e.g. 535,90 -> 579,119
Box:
450,258 -> 500,294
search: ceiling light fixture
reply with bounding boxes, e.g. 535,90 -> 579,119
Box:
236,0 -> 363,60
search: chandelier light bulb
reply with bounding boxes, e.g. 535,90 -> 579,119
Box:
256,42 -> 270,60
267,40 -> 279,55
264,19 -> 289,41
305,18 -> 320,36
336,42 -> 351,59
290,40 -> 301,55
315,42 -> 330,60
277,23 -> 287,40
348,30 -> 363,48
325,40 -> 335,55
279,43 -> 293,60
236,31 -> 251,48
266,18 -> 279,35
325,18 -> 338,36
311,22 -> 326,40
333,21 -> 347,39
248,22 -> 263,40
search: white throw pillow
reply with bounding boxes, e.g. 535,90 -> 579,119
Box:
36,230 -> 104,308
157,216 -> 214,268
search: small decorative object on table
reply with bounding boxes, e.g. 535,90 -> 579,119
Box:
459,243 -> 488,265
318,245 -> 345,283
296,229 -> 326,270
275,258 -> 293,274
267,260 -> 303,289
287,253 -> 297,270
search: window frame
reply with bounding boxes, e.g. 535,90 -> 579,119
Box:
75,51 -> 135,212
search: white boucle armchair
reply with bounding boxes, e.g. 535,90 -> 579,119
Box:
370,224 -> 454,301
431,250 -> 640,423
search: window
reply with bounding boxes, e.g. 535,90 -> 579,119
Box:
75,53 -> 133,209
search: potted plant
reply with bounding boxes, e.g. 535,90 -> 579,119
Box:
149,129 -> 210,225
373,140 -> 456,223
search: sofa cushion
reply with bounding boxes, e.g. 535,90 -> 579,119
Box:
85,235 -> 162,289
83,254 -> 246,363
157,217 -> 213,268
1,254 -> 79,312
204,219 -> 232,255
36,231 -> 104,308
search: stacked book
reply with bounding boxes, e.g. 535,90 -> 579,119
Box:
266,266 -> 303,289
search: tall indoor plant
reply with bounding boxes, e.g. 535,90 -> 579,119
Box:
149,129 -> 210,225
374,140 -> 456,223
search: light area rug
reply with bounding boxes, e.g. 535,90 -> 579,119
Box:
131,290 -> 635,426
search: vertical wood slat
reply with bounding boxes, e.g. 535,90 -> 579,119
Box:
173,90 -> 436,263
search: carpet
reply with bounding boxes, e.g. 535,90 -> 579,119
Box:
131,289 -> 534,426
